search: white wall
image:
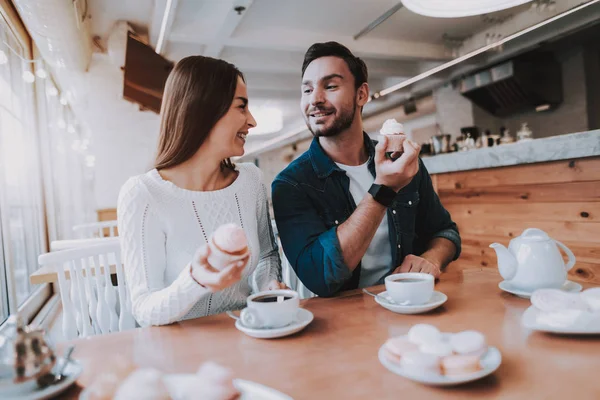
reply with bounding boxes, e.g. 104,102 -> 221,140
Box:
94,120 -> 159,209
434,83 -> 474,138
65,54 -> 161,211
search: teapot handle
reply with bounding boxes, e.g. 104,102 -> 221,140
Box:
554,240 -> 576,271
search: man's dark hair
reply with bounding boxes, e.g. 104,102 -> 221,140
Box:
301,41 -> 368,89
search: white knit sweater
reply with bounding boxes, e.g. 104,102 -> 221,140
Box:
117,163 -> 281,327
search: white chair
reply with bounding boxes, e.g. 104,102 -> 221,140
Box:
38,241 -> 135,340
271,220 -> 316,299
50,237 -> 119,252
73,220 -> 119,239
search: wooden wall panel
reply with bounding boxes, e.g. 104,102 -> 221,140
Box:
445,202 -> 599,222
439,181 -> 600,204
436,156 -> 600,285
436,158 -> 600,190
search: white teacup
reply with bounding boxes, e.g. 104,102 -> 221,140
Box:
240,290 -> 300,329
384,273 -> 434,305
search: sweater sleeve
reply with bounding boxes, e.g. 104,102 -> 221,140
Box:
248,166 -> 282,292
117,177 -> 210,327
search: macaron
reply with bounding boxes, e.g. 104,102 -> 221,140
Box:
113,368 -> 170,400
449,330 -> 487,357
400,350 -> 441,375
207,223 -> 249,270
383,336 -> 420,363
441,354 -> 482,376
581,288 -> 600,312
419,340 -> 454,358
212,223 -> 248,255
531,289 -> 588,313
407,324 -> 442,346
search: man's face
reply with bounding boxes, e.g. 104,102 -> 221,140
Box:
300,56 -> 360,137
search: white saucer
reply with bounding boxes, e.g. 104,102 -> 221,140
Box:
522,306 -> 600,335
499,280 -> 582,299
378,338 -> 502,386
374,291 -> 447,314
162,375 -> 293,400
4,359 -> 82,400
234,308 -> 314,339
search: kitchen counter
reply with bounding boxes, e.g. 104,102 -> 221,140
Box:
422,129 -> 600,174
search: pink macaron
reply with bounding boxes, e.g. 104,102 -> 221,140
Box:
207,223 -> 249,270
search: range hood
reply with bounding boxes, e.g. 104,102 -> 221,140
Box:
459,52 -> 562,117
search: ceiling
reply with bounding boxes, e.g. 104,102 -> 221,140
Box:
84,0 -> 545,152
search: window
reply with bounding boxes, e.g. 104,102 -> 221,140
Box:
0,19 -> 46,322
0,13 -> 95,326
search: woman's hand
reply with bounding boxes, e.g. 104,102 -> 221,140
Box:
190,245 -> 248,292
266,280 -> 290,290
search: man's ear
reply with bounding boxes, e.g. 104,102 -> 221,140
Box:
356,82 -> 370,107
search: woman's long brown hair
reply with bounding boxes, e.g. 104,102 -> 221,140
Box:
154,56 -> 243,171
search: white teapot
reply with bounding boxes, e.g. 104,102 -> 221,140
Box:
489,228 -> 576,292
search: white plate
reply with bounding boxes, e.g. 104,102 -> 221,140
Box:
522,306 -> 600,335
378,337 -> 502,386
235,308 -> 314,339
82,376 -> 293,400
374,291 -> 447,314
499,280 -> 582,299
235,379 -> 292,400
4,359 -> 82,400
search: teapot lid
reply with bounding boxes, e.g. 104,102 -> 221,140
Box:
519,228 -> 550,242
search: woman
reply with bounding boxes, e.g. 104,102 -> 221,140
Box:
117,56 -> 284,327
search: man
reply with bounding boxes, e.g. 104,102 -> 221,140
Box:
272,42 -> 461,297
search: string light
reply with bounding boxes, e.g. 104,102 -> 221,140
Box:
1,40 -> 46,82
22,70 -> 35,83
36,68 -> 48,79
47,86 -> 58,96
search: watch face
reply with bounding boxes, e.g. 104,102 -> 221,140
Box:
370,184 -> 395,207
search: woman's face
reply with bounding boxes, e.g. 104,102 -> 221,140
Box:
206,76 -> 257,159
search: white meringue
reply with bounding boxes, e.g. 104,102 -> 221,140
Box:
407,324 -> 441,346
380,119 -> 404,135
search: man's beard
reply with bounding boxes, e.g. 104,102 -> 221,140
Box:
306,101 -> 356,138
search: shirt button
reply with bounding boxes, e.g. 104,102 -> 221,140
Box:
398,244 -> 402,249
408,201 -> 412,206
335,220 -> 339,225
392,210 -> 397,215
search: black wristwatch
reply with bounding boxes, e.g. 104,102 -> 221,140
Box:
368,184 -> 397,207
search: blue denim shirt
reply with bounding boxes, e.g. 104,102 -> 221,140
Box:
272,133 -> 461,297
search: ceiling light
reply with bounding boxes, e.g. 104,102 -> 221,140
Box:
36,67 -> 48,79
402,0 -> 533,18
155,0 -> 174,54
249,106 -> 283,135
0,50 -> 7,65
535,104 -> 551,112
379,0 -> 597,97
22,70 -> 35,83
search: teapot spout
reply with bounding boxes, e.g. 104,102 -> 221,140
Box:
489,243 -> 518,281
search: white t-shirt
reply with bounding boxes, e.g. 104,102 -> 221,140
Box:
335,160 -> 392,287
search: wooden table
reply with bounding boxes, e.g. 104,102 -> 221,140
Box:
60,267 -> 600,399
